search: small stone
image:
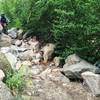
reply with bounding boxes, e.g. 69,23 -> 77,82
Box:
38,89 -> 43,93
22,61 -> 32,67
26,91 -> 32,96
62,83 -> 67,86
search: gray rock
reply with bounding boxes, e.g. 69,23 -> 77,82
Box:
31,65 -> 44,75
5,52 -> 17,70
53,57 -> 61,67
41,43 -> 55,63
0,69 -> 5,81
40,68 -> 70,84
15,40 -> 22,46
29,40 -> 40,53
0,52 -> 12,73
10,45 -> 27,53
61,60 -> 98,80
0,81 -> 14,100
8,27 -> 17,39
0,47 -> 10,53
82,71 -> 100,96
65,54 -> 81,65
41,80 -> 72,100
18,50 -> 33,61
23,76 -> 97,100
0,34 -> 12,47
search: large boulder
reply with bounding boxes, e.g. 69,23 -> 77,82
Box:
5,52 -> 17,70
10,45 -> 27,53
0,81 -> 14,100
0,34 -> 12,47
82,71 -> 100,96
65,54 -> 81,66
41,43 -> 55,63
40,68 -> 70,85
8,27 -> 17,39
15,60 -> 32,70
0,52 -> 12,73
22,76 -> 97,100
22,78 -> 72,100
61,54 -> 99,80
18,50 -> 33,61
0,47 -> 11,53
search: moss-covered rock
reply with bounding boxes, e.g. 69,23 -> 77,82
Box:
0,34 -> 12,47
0,52 -> 12,73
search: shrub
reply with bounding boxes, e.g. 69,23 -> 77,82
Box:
5,69 -> 25,92
0,0 -> 99,63
52,0 -> 100,63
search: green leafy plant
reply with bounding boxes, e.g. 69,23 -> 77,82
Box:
5,69 -> 25,92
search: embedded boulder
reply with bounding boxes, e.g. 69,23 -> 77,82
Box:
82,71 -> 100,96
61,54 -> 98,80
0,34 -> 12,47
40,68 -> 70,84
65,54 -> 81,66
0,52 -> 12,73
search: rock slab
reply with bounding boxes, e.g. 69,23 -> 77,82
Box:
82,71 -> 100,96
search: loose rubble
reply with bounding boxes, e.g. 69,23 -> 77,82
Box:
0,29 -> 100,100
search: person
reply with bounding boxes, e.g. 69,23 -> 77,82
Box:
0,14 -> 9,34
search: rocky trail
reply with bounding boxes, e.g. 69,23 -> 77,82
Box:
0,30 -> 100,100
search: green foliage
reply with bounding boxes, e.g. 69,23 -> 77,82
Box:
52,0 -> 100,62
14,95 -> 23,100
0,0 -> 100,63
5,69 -> 25,92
